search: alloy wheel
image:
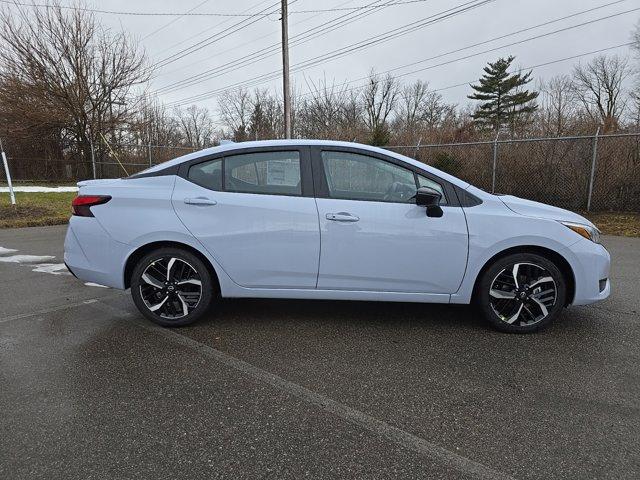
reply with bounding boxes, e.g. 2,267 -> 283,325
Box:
489,262 -> 557,327
139,256 -> 202,320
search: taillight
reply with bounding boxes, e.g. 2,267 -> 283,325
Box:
71,195 -> 111,217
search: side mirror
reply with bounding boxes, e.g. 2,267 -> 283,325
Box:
415,187 -> 443,218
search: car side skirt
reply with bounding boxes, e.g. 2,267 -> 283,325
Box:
219,285 -> 451,303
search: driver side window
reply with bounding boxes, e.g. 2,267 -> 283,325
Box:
321,151 -> 416,203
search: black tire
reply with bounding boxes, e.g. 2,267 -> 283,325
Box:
131,247 -> 215,327
477,253 -> 566,333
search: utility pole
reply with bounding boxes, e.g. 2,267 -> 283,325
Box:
281,0 -> 292,139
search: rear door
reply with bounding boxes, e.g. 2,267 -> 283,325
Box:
312,147 -> 468,294
172,147 -> 320,289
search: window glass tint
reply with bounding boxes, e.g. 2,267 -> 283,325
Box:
225,151 -> 301,195
188,159 -> 222,191
417,175 -> 447,204
321,151 -> 416,202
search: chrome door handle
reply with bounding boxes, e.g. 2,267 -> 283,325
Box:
326,212 -> 359,222
184,197 -> 217,206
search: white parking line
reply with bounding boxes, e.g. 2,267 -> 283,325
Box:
146,320 -> 514,480
0,245 -> 107,287
0,299 -> 99,323
87,299 -> 514,480
0,254 -> 55,263
1,289 -> 512,479
31,263 -> 71,275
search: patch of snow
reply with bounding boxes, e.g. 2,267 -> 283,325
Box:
31,263 -> 71,275
0,246 -> 18,255
0,186 -> 78,193
84,282 -> 109,288
0,254 -> 56,263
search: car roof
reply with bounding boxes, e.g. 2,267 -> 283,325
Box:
139,139 -> 470,189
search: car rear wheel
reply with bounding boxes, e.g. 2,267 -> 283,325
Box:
131,247 -> 214,327
478,253 -> 566,333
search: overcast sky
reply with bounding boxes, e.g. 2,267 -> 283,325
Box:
21,0 -> 640,114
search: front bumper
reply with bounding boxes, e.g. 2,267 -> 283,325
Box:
564,238 -> 611,306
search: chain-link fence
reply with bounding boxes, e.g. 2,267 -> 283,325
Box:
388,132 -> 640,212
2,132 -> 639,211
0,142 -> 198,183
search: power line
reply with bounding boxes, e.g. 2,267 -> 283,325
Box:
206,42 -> 631,128
350,7 -> 640,92
166,4 -> 636,107
284,0 -> 432,13
153,0 -> 394,78
153,0 -> 398,93
149,1 -> 283,71
142,0 -> 211,40
150,0 -> 362,81
164,0 -> 495,106
428,42 -> 633,95
1,0 -> 282,75
0,0 -> 433,17
297,0 -> 634,99
149,0 -> 275,60
165,0 -> 492,104
206,42 -> 632,128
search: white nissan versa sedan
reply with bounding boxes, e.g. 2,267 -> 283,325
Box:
64,140 -> 610,333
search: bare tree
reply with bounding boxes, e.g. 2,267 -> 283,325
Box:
174,105 -> 216,149
248,88 -> 282,140
537,75 -> 578,135
395,80 -> 447,135
571,55 -> 631,132
297,79 -> 350,139
0,0 -> 148,171
339,91 -> 366,141
362,72 -> 399,145
217,87 -> 251,141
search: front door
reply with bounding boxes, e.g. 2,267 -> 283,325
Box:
313,149 -> 468,294
172,148 -> 320,289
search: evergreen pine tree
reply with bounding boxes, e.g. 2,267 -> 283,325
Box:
468,56 -> 538,132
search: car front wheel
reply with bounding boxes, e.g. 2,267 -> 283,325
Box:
478,253 -> 567,333
131,247 -> 214,327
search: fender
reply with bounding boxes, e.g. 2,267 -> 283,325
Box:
121,230 -> 240,294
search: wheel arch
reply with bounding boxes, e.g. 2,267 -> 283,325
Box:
471,245 -> 575,305
124,240 -> 221,293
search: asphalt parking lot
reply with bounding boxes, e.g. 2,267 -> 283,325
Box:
0,225 -> 638,480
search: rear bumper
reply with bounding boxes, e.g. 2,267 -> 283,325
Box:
565,238 -> 611,306
64,217 -> 129,289
64,261 -> 77,278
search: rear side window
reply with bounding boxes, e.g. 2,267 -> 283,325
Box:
188,159 -> 222,191
225,151 -> 301,196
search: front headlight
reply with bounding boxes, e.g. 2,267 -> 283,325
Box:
560,221 -> 600,244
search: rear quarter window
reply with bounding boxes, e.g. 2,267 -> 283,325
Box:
188,159 -> 222,191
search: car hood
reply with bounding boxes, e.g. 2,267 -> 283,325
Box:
497,195 -> 595,227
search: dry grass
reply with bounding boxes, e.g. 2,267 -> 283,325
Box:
0,192 -> 75,228
582,211 -> 640,238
